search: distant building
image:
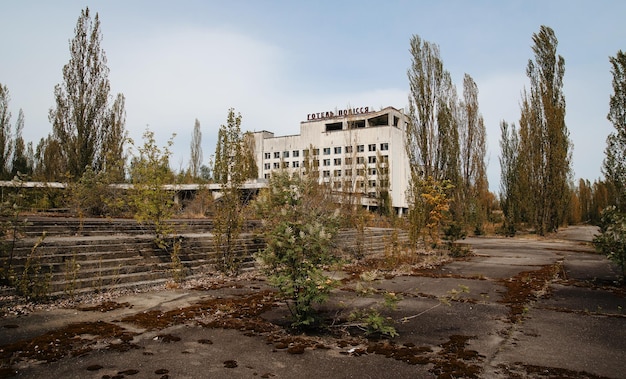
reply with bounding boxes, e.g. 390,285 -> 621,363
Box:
251,106 -> 410,215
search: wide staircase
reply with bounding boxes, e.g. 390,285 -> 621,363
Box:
1,217 -> 410,298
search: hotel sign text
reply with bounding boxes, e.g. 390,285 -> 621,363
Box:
307,106 -> 371,121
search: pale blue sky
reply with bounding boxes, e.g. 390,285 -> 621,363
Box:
1,1 -> 625,191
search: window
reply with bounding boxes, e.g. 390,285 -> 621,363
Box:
356,157 -> 365,164
283,151 -> 289,158
325,122 -> 342,132
264,173 -> 270,179
334,158 -> 342,165
293,150 -> 300,157
357,145 -> 364,152
264,152 -> 271,159
323,147 -> 331,155
303,150 -> 310,158
323,170 -> 331,178
273,162 -> 280,169
345,157 -> 352,165
274,152 -> 280,159
282,162 -> 289,168
369,180 -> 377,188
357,168 -> 365,176
334,170 -> 341,177
293,161 -> 300,168
264,163 -> 270,170
368,144 -> 376,152
369,168 -> 377,176
313,148 -> 319,155
333,181 -> 342,189
345,146 -> 353,154
368,156 -> 377,164
344,169 -> 352,176
323,159 -> 331,166
380,143 -> 389,151
381,155 -> 389,163
334,146 -> 342,154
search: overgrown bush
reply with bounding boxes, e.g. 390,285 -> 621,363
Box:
255,172 -> 340,327
593,206 -> 626,279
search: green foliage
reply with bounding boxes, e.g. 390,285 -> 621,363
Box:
349,309 -> 398,338
0,175 -> 28,284
443,222 -> 469,257
63,252 -> 80,297
129,129 -> 176,247
593,206 -> 626,278
14,234 -> 51,301
212,109 -> 255,275
255,171 -> 340,327
169,238 -> 185,283
48,7 -> 127,181
604,50 -> 626,212
68,166 -> 127,217
407,176 -> 453,247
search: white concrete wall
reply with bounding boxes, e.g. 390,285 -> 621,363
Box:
251,107 -> 410,211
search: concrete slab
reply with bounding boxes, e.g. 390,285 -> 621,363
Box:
14,325 -> 432,379
490,308 -> 626,378
543,284 -> 626,315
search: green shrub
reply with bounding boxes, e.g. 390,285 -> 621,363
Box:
593,206 -> 626,279
255,172 -> 340,327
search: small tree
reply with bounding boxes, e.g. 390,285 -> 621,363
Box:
212,109 -> 256,274
593,206 -> 626,279
255,171 -> 340,327
129,129 -> 176,247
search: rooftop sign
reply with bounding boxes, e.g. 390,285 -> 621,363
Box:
307,106 -> 371,121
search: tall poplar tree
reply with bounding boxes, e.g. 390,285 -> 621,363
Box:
48,7 -> 125,180
406,35 -> 461,244
102,93 -> 127,182
406,35 -> 454,181
11,109 -> 31,177
0,84 -> 13,179
517,25 -> 571,234
189,119 -> 203,179
459,74 -> 489,232
603,50 -> 626,211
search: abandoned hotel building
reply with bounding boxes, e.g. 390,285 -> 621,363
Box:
251,106 -> 410,215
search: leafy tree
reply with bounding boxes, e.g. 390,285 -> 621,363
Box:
189,118 -> 203,180
255,171 -> 340,327
406,35 -> 460,245
212,109 -> 256,274
101,93 -> 127,182
34,136 -> 65,182
517,25 -> 571,235
0,84 -> 14,179
603,50 -> 626,212
593,206 -> 626,279
459,74 -> 489,234
129,129 -> 176,247
48,7 -> 125,180
406,35 -> 456,181
12,110 -> 32,177
499,120 -> 520,236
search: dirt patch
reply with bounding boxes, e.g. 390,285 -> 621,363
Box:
121,290 -> 279,331
78,301 -> 131,312
0,320 -> 137,373
499,263 -> 562,323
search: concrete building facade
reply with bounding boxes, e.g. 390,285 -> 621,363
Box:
251,106 -> 410,214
